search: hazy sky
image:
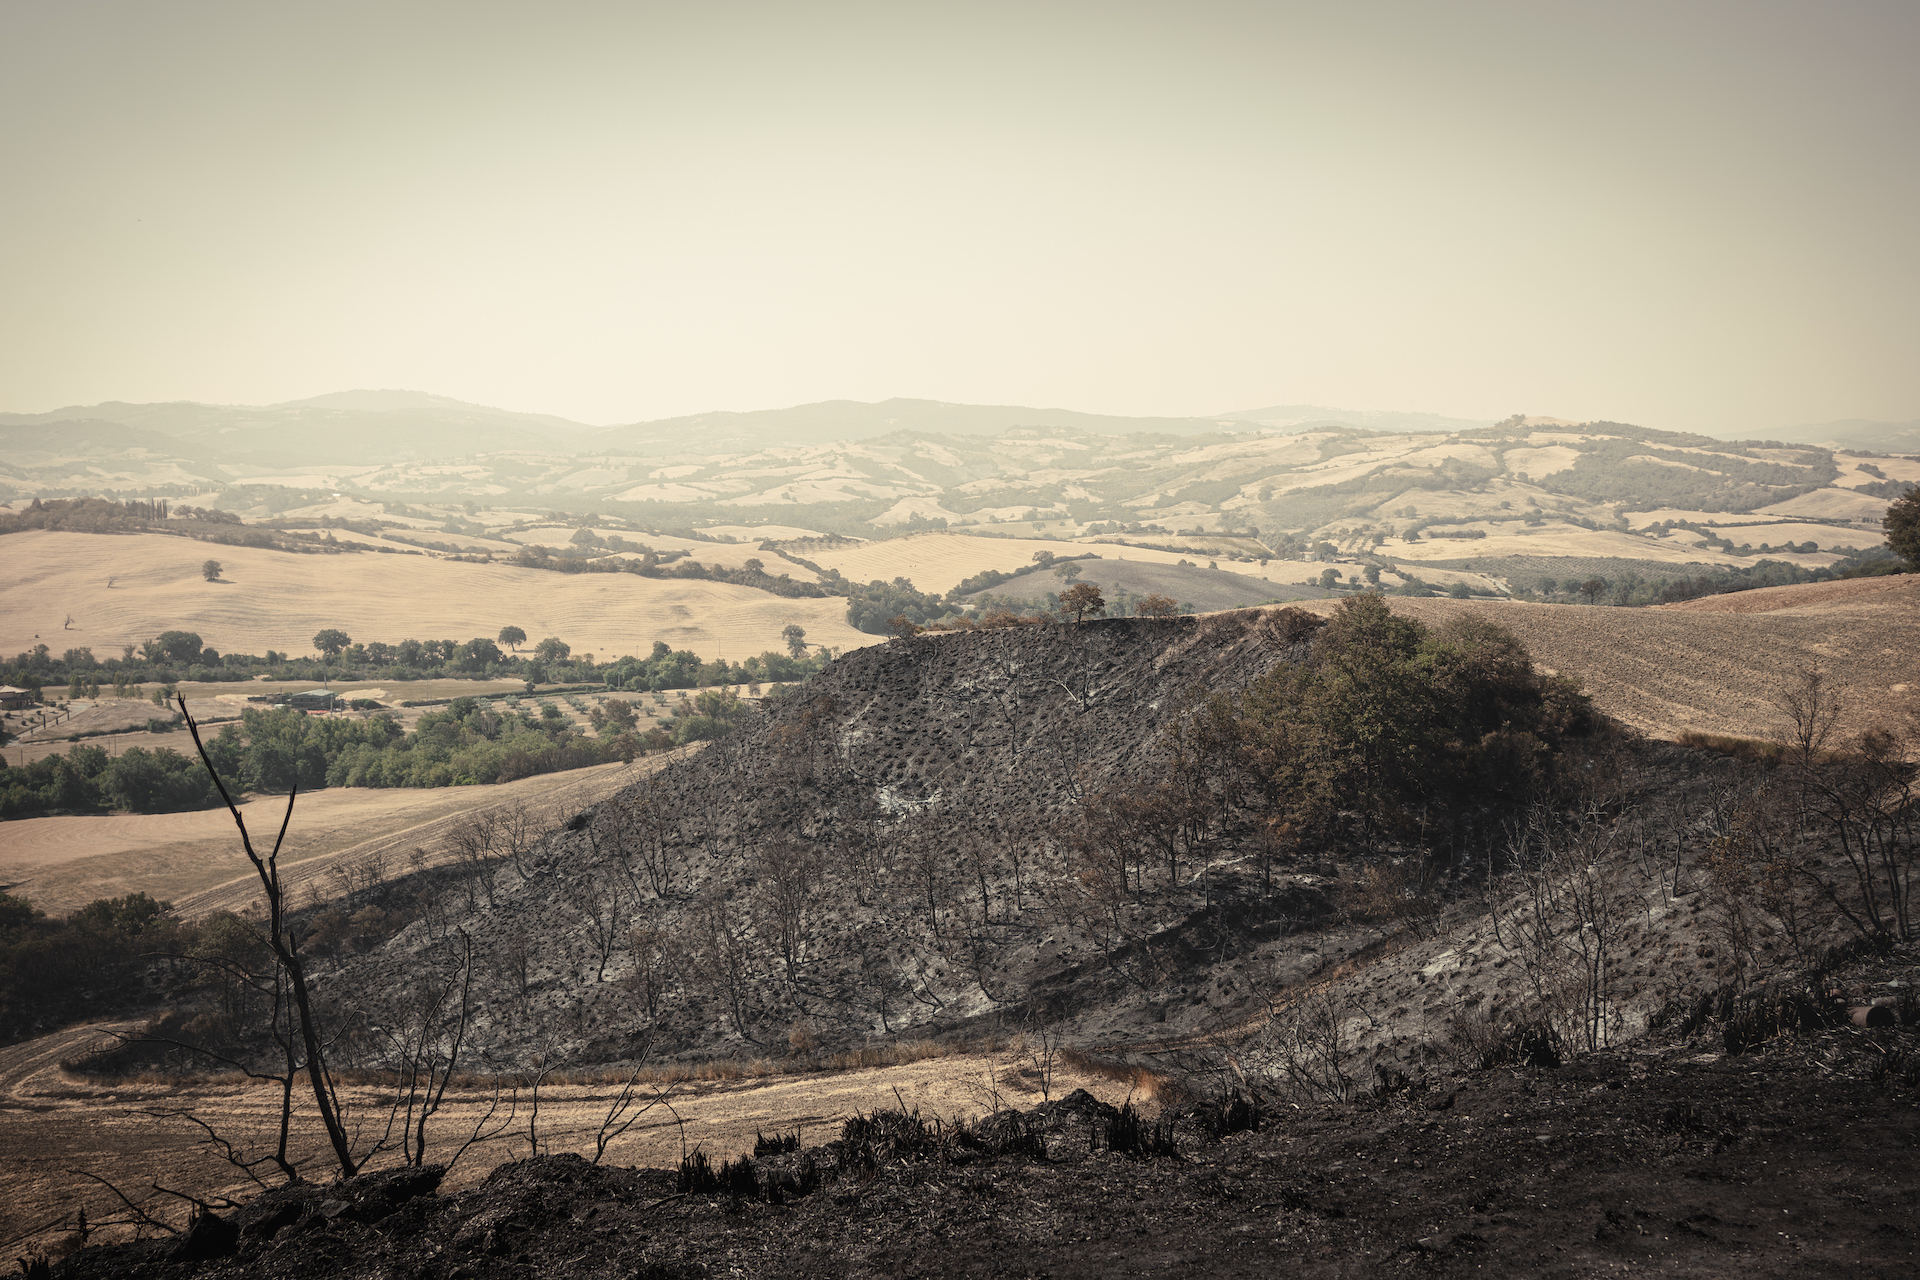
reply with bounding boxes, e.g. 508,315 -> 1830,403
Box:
2,1 -> 1915,432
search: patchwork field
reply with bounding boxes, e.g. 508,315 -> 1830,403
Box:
1382,523 -> 1838,568
0,531 -> 877,665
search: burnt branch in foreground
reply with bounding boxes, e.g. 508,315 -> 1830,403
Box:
178,695 -> 360,1180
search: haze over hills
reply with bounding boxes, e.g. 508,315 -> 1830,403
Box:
590,397 -> 1268,451
1220,403 -> 1494,434
2,393 -> 1912,587
6,390 -> 1917,472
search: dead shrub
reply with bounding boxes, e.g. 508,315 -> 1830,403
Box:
1105,1102 -> 1182,1160
1447,1013 -> 1562,1069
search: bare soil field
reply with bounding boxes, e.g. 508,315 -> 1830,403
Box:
15,700 -> 178,742
1654,571 -> 1919,615
1310,582 -> 1920,742
0,531 -> 876,665
0,760 -> 647,919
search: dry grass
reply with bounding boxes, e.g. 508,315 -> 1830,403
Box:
1676,731 -> 1788,764
0,530 -> 877,665
1055,1047 -> 1181,1103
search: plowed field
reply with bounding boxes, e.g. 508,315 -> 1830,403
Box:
1319,576 -> 1919,742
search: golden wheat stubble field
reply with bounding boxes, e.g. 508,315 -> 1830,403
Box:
1314,575 -> 1920,744
0,531 -> 877,665
0,760 -> 650,920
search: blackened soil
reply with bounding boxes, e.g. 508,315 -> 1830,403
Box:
48,1041 -> 1918,1280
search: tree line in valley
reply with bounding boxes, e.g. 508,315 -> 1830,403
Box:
2,626 -> 832,702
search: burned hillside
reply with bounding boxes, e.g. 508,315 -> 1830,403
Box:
266,600 -> 1618,1077
307,609 -> 1323,1068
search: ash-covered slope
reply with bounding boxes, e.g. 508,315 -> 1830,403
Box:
317,611 -> 1326,1069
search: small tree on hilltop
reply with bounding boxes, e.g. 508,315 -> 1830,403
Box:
1057,561 -> 1084,583
497,625 -> 526,652
313,628 -> 351,658
1060,581 -> 1106,623
201,559 -> 222,582
782,623 -> 808,659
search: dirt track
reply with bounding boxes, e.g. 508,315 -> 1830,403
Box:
0,1026 -> 1129,1253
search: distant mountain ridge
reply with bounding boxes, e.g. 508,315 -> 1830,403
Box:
589,397 -> 1265,450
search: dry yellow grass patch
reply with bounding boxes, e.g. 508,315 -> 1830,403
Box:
1752,488 -> 1896,521
700,523 -> 825,541
0,531 -> 876,664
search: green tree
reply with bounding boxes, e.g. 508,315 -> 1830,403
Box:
534,636 -> 571,664
782,623 -> 808,660
312,628 -> 351,658
461,637 -> 504,670
201,559 -> 222,582
497,625 -> 526,652
148,630 -> 204,665
1885,486 -> 1919,567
